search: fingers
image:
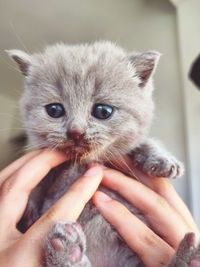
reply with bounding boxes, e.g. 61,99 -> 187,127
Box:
0,150 -> 41,186
23,165 -> 103,254
93,191 -> 174,267
131,166 -> 199,233
100,168 -> 191,248
41,165 -> 103,222
111,155 -> 198,233
0,150 -> 68,230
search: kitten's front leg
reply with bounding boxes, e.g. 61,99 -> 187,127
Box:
168,232 -> 200,267
129,139 -> 184,178
45,222 -> 91,267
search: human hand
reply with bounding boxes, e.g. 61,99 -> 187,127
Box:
0,150 -> 103,267
93,167 -> 200,267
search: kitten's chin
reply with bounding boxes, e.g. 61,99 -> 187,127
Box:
41,139 -> 106,164
54,143 -> 95,163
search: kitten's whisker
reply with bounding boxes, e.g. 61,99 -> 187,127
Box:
0,126 -> 54,133
91,140 -> 100,162
111,149 -> 137,179
101,148 -> 114,167
103,148 -> 121,168
74,152 -> 78,165
91,141 -> 97,161
50,143 -> 60,153
23,140 -> 47,152
9,21 -> 30,53
0,54 -> 21,74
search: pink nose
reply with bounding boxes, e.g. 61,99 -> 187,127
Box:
67,129 -> 85,141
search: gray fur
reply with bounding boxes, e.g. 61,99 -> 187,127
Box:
45,222 -> 91,267
7,41 -> 190,267
168,233 -> 200,267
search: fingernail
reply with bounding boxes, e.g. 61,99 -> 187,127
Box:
87,162 -> 106,169
101,165 -> 108,170
97,191 -> 112,202
84,166 -> 102,177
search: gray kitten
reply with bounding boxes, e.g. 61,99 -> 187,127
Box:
7,42 -> 200,267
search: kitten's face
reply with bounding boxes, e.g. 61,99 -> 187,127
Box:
8,42 -> 159,163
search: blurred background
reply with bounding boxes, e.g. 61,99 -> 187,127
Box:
0,0 -> 200,225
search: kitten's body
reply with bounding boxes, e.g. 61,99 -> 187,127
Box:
7,42 -> 198,267
26,163 -> 145,267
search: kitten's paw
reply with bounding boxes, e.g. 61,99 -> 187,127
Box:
130,140 -> 184,179
144,157 -> 184,178
168,233 -> 200,267
133,153 -> 184,178
45,221 -> 91,267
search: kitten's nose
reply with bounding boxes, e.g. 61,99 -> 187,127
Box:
67,128 -> 85,141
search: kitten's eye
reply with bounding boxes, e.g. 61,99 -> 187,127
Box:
92,103 -> 114,120
45,103 -> 65,118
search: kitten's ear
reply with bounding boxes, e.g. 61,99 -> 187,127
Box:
128,51 -> 161,88
5,49 -> 31,76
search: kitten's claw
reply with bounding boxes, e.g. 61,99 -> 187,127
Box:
168,233 -> 200,267
45,222 -> 91,267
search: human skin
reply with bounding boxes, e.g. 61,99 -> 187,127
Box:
0,150 -> 198,267
93,167 -> 200,266
0,150 -> 103,267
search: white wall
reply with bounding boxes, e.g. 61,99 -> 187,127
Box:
176,0 -> 200,225
0,94 -> 20,167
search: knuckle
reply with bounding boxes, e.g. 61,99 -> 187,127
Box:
154,179 -> 173,195
0,177 -> 16,198
144,233 -> 159,247
162,248 -> 175,266
45,207 -> 58,222
155,194 -> 168,208
147,192 -> 168,210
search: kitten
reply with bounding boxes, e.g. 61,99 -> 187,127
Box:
7,41 -> 199,267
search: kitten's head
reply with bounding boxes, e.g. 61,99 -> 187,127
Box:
7,42 -> 160,163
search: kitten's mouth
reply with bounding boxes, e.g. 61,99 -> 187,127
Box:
57,140 -> 91,161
